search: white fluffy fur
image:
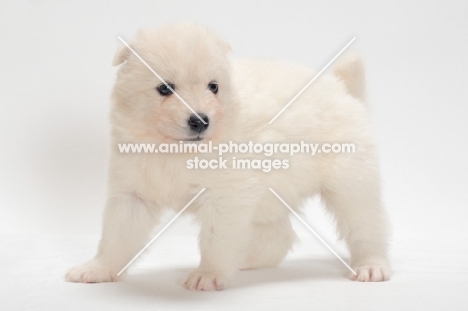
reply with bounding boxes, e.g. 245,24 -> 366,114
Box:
66,24 -> 390,290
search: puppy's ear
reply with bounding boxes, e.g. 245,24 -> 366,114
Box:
112,45 -> 130,66
218,39 -> 232,54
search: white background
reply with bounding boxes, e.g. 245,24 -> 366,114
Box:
1,0 -> 468,310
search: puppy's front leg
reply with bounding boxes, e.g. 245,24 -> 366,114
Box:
66,194 -> 158,283
184,192 -> 256,291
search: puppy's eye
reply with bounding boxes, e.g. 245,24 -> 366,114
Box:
157,83 -> 174,96
208,82 -> 218,94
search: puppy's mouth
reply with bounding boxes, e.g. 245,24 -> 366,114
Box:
162,132 -> 205,142
184,136 -> 203,142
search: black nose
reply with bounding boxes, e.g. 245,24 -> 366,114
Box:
188,114 -> 209,133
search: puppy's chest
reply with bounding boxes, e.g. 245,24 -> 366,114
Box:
137,156 -> 202,207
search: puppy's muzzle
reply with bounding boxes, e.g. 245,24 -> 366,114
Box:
188,113 -> 209,134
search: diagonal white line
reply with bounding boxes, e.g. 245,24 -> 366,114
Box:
117,36 -> 207,124
268,188 -> 357,275
268,37 -> 356,124
117,188 -> 206,276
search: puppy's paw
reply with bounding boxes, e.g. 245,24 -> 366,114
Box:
183,269 -> 229,291
351,264 -> 390,282
66,260 -> 117,283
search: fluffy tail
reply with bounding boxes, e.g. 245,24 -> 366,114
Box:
333,53 -> 365,101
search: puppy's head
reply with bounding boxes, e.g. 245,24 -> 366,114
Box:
111,24 -> 233,143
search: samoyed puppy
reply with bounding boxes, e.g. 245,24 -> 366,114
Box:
66,23 -> 390,290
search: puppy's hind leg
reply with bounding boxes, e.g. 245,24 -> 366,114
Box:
321,154 -> 390,282
66,194 -> 159,283
240,215 -> 295,270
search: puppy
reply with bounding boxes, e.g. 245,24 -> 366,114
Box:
66,23 -> 390,290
